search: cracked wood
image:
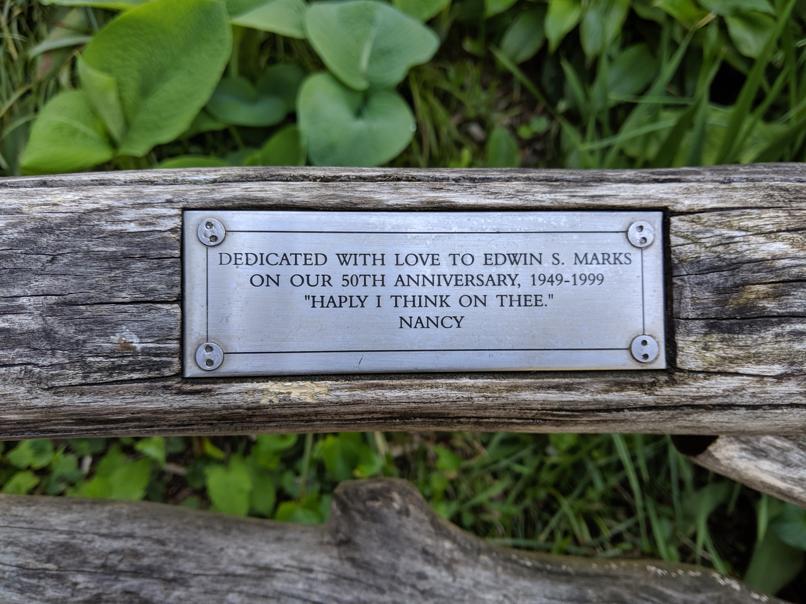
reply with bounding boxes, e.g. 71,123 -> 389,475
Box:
0,478 -> 778,603
1,164 -> 804,437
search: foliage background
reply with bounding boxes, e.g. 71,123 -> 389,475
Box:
1,0 -> 805,600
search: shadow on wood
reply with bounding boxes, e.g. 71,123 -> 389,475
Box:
0,478 -> 774,603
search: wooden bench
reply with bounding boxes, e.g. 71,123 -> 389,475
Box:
1,163 -> 804,601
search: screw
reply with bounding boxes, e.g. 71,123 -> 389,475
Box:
630,335 -> 660,364
627,221 -> 655,248
197,217 -> 225,247
195,341 -> 224,371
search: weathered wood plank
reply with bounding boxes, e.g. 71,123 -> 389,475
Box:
684,436 -> 806,507
1,164 -> 804,437
0,478 -> 776,603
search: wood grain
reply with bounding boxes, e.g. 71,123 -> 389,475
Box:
687,436 -> 806,507
0,478 -> 777,603
1,164 -> 804,437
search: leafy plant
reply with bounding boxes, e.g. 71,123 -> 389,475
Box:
22,0 -> 441,172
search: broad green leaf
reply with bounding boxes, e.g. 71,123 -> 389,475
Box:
602,0 -> 630,46
249,470 -> 277,516
21,90 -> 114,174
485,126 -> 520,167
545,0 -> 581,52
185,110 -> 229,137
745,525 -> 804,595
484,0 -> 517,18
159,155 -> 231,168
581,0 -> 629,59
6,439 -> 54,469
700,0 -> 773,16
258,63 -> 306,111
298,73 -> 414,166
134,436 -> 166,465
595,44 -> 656,107
725,12 -> 775,58
245,125 -> 306,165
275,500 -> 322,524
227,0 -> 306,38
500,8 -> 545,64
314,434 -> 363,481
104,458 -> 152,500
80,0 -> 231,156
393,0 -> 450,21
72,448 -> 153,501
304,1 -> 439,90
207,77 -> 286,127
77,57 -> 126,143
44,452 -> 83,495
2,471 -> 40,495
772,505 -> 806,550
205,457 -> 252,516
580,4 -> 603,59
42,0 -> 146,8
655,0 -> 708,28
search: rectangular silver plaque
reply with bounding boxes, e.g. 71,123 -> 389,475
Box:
184,211 -> 665,377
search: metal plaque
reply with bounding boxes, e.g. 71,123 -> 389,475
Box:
183,211 -> 666,377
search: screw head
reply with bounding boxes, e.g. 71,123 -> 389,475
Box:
197,217 -> 225,247
195,341 -> 224,371
627,221 -> 655,248
630,335 -> 660,364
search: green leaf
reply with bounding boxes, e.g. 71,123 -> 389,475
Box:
249,470 -> 277,516
134,436 -> 166,465
484,0 -> 517,18
500,8 -> 545,64
159,155 -> 231,168
42,0 -> 146,8
314,434 -> 361,482
44,452 -> 83,495
304,0 -> 439,90
771,505 -> 806,550
581,0 -> 629,59
245,125 -> 306,166
202,437 -> 227,460
250,433 -> 299,469
205,457 -> 253,516
185,110 -> 229,137
545,0 -> 581,53
485,126 -> 520,167
76,57 -> 126,144
725,12 -> 775,58
2,471 -> 40,495
596,43 -> 656,107
275,499 -> 323,523
227,0 -> 306,38
7,440 -> 55,470
258,63 -> 306,110
716,0 -> 795,162
700,0 -> 773,16
298,72 -> 414,166
745,523 -> 804,595
72,447 -> 153,501
393,0 -> 450,21
80,0 -> 232,157
207,77 -> 286,127
20,90 -> 114,174
655,0 -> 708,28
